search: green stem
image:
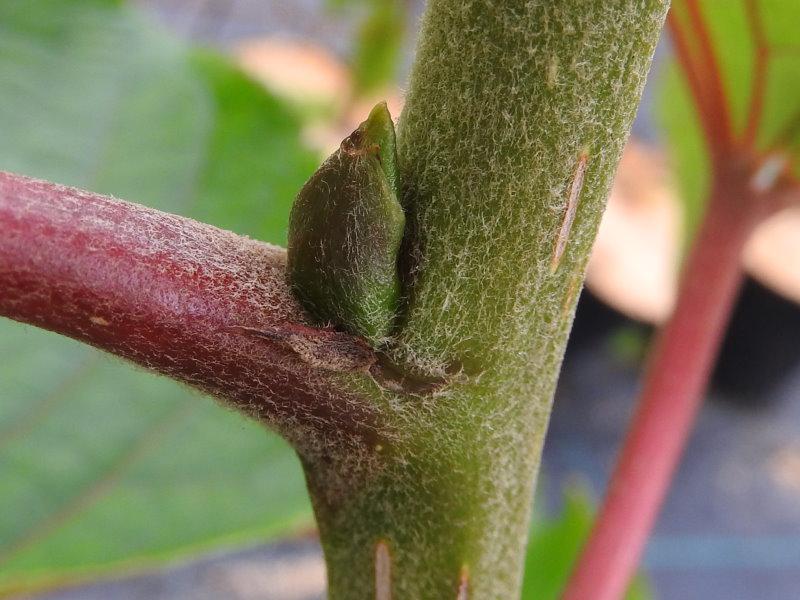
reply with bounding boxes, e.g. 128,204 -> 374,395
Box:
303,1 -> 669,598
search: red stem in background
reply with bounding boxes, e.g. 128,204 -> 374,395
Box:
742,0 -> 768,147
667,1 -> 740,165
562,171 -> 765,600
666,12 -> 717,148
0,172 -> 382,448
684,0 -> 733,150
561,3 -> 790,594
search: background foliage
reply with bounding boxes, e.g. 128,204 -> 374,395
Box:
0,0 -> 316,591
659,0 -> 800,240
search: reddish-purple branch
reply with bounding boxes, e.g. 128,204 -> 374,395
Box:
0,172 -> 383,449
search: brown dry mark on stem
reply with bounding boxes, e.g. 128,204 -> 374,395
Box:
230,324 -> 377,373
550,152 -> 589,274
375,539 -> 392,600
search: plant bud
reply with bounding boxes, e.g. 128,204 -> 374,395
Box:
287,102 -> 405,344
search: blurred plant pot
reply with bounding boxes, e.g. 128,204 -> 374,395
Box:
576,142 -> 800,403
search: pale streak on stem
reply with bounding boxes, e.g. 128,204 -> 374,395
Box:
750,153 -> 790,194
456,565 -> 469,600
375,540 -> 392,600
550,152 -> 589,273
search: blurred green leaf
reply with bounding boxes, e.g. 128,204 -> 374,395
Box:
658,63 -> 710,246
0,329 -> 310,592
0,0 -> 317,591
352,1 -> 404,95
522,488 -> 651,600
607,325 -> 650,367
326,0 -> 405,95
658,0 -> 800,240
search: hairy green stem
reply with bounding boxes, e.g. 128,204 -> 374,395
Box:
303,1 -> 668,598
